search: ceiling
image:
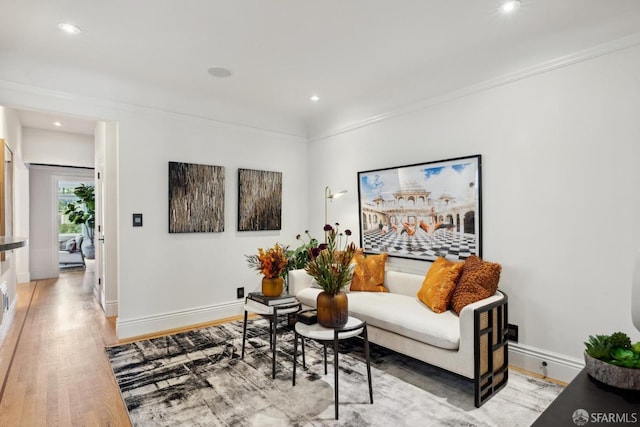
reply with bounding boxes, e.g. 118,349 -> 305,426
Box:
1,0 -> 640,134
15,110 -> 96,135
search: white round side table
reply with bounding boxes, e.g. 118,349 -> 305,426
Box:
292,312 -> 373,420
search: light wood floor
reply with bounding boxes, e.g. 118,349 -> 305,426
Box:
0,263 -> 246,426
0,266 -> 131,426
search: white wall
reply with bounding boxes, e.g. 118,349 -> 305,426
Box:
14,157 -> 29,284
115,113 -> 309,337
0,106 -> 27,343
28,165 -> 94,280
22,127 -> 94,168
309,45 -> 640,382
0,76 -> 310,339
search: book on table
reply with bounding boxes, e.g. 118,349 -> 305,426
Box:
247,292 -> 297,306
244,298 -> 275,314
297,310 -> 317,325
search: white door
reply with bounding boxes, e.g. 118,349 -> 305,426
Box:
95,166 -> 106,308
94,121 -> 117,317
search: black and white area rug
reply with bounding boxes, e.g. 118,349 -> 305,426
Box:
106,319 -> 563,426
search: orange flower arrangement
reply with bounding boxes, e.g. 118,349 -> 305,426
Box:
246,243 -> 288,279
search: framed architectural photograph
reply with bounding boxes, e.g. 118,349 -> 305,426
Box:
168,161 -> 225,233
357,155 -> 481,262
238,168 -> 282,231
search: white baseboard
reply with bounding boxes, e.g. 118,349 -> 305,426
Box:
509,342 -> 584,384
116,300 -> 244,340
17,272 -> 30,283
104,300 -> 118,317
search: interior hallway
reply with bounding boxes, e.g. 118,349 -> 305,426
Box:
0,263 -> 131,426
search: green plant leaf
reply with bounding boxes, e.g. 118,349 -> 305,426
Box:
611,347 -> 635,362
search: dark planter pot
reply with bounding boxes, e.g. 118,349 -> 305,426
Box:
316,291 -> 348,328
584,352 -> 640,390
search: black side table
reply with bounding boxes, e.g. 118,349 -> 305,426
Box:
242,299 -> 301,379
292,313 -> 373,420
532,368 -> 640,426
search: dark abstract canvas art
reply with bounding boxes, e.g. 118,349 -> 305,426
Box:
238,168 -> 282,231
168,161 -> 225,233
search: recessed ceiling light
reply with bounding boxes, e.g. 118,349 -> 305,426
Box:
58,23 -> 82,35
207,67 -> 233,78
309,95 -> 320,102
500,0 -> 521,14
53,121 -> 62,127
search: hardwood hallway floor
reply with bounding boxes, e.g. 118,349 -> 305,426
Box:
0,264 -> 131,426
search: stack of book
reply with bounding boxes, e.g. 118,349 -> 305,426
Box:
245,292 -> 298,314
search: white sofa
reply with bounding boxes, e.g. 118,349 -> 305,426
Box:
288,268 -> 509,407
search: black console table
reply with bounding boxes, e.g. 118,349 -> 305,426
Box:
532,369 -> 640,426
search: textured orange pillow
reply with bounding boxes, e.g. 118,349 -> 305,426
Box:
349,248 -> 364,264
350,253 -> 389,292
417,257 -> 463,313
450,255 -> 502,315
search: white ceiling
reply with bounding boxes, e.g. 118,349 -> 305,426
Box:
15,110 -> 96,135
1,0 -> 640,134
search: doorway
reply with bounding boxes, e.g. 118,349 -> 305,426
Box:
6,106 -> 117,319
58,179 -> 94,272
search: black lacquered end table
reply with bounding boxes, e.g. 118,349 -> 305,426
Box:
292,312 -> 373,420
532,368 -> 640,426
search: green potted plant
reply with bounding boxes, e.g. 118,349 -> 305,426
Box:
63,184 -> 95,259
281,231 -> 320,286
584,331 -> 640,390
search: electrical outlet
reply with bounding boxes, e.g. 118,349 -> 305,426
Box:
540,361 -> 548,378
237,287 -> 244,299
507,323 -> 519,342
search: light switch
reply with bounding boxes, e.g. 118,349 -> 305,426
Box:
133,213 -> 143,227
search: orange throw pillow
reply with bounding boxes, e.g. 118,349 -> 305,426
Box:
417,257 -> 463,313
450,255 -> 502,315
350,253 -> 389,292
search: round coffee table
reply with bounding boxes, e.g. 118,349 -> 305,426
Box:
292,312 -> 373,420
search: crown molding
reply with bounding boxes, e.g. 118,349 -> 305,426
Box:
310,33 -> 640,142
0,79 -> 308,142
